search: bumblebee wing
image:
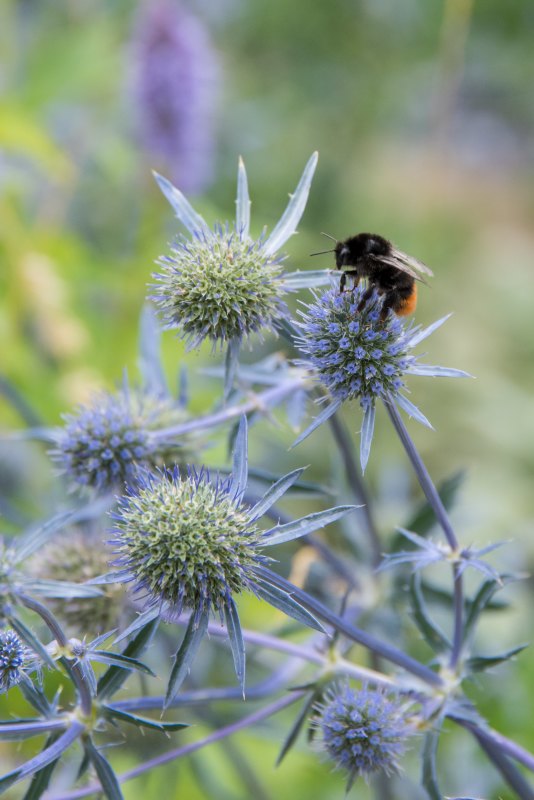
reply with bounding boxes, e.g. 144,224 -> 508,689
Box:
371,254 -> 427,284
374,249 -> 433,286
390,247 -> 434,278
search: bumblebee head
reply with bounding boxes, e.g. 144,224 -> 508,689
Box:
334,242 -> 351,268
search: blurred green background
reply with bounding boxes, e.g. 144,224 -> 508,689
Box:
1,0 -> 534,797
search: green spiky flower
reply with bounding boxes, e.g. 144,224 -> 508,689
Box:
29,530 -> 126,638
111,466 -> 264,619
151,153 -> 318,349
154,226 -> 287,346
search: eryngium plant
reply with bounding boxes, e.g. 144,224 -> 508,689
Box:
317,684 -> 416,789
151,153 -> 318,350
294,285 -> 469,469
3,150 -> 533,800
108,417 -> 356,704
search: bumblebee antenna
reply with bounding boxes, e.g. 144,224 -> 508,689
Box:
310,231 -> 338,256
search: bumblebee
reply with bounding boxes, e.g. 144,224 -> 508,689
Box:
312,232 -> 433,319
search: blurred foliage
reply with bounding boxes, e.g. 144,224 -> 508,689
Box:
1,0 -> 534,797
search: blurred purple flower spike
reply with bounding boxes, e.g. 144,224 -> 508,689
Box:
131,0 -> 219,194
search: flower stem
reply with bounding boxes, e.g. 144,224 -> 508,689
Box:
19,594 -> 92,717
451,561 -> 463,667
152,377 -> 307,440
8,721 -> 85,790
19,593 -> 67,645
328,410 -> 382,566
452,717 -> 534,775
47,693 -> 304,800
113,667 -> 299,712
382,396 -> 464,669
0,718 -> 68,737
383,396 -> 457,549
114,623 -> 394,715
459,720 -> 534,800
201,619 -> 396,688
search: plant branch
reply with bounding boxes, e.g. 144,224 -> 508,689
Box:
19,594 -> 92,717
382,396 -> 464,669
252,566 -> 442,687
47,693 -> 303,799
328,410 -> 382,566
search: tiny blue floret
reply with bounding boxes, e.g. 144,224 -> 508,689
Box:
293,286 -> 470,469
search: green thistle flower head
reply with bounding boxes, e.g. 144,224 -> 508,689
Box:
29,529 -> 126,638
108,418 -> 356,702
110,466 -> 265,621
152,153 -> 318,349
154,226 -> 287,347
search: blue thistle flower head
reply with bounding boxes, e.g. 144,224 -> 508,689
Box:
0,629 -> 29,693
152,152 -> 318,350
51,385 -> 193,492
110,465 -> 268,624
318,684 -> 414,789
294,286 -> 470,470
296,287 -> 410,406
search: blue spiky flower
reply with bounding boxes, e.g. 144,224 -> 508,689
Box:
294,286 -> 469,470
0,629 -> 30,693
151,153 -> 318,350
52,385 -> 193,492
107,417 -> 355,703
318,684 -> 415,789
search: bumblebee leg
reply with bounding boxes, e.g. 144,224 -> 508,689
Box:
380,291 -> 397,320
339,271 -> 359,293
357,285 -> 374,312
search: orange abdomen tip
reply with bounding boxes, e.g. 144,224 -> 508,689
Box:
396,284 -> 418,316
